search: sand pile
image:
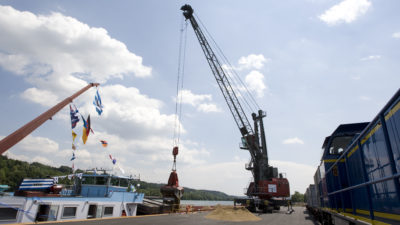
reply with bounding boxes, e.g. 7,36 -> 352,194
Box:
205,205 -> 261,222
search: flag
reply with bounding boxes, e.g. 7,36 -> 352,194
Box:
118,165 -> 125,174
109,154 -> 116,165
93,90 -> 103,115
100,140 -> 108,147
82,115 -> 93,144
72,131 -> 77,142
70,153 -> 76,161
82,116 -> 88,144
69,105 -> 80,129
87,115 -> 94,134
72,143 -> 76,150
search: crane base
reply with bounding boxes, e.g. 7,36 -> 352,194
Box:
234,197 -> 289,213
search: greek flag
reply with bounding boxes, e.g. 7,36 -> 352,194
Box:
19,179 -> 54,191
93,90 -> 103,115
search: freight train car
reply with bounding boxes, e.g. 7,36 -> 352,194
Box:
306,89 -> 400,225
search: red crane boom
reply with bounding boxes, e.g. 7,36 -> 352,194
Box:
0,83 -> 99,154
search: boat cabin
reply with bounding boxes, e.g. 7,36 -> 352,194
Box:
0,171 -> 144,224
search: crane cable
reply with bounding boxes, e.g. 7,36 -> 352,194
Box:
194,13 -> 261,113
172,17 -> 188,148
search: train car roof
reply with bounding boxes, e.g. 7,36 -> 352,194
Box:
321,122 -> 369,149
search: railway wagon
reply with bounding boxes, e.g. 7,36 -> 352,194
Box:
307,89 -> 400,225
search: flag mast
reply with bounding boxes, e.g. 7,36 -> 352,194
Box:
0,83 -> 99,154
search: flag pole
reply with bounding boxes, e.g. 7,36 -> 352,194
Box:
0,83 -> 99,155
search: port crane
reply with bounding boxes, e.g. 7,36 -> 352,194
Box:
181,5 -> 289,212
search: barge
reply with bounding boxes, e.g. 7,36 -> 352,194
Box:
0,171 -> 144,224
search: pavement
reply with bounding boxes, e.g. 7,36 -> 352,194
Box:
33,206 -> 319,225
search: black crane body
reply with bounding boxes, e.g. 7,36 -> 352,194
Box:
181,5 -> 290,212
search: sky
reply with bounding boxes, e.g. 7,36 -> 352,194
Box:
0,0 -> 399,196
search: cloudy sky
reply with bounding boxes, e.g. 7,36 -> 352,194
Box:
0,0 -> 399,196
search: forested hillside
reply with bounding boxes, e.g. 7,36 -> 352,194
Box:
137,181 -> 234,200
0,155 -> 74,190
0,155 -> 234,200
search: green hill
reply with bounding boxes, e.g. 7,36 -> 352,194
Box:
137,180 -> 234,200
0,155 -> 234,201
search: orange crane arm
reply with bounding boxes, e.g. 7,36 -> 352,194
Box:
0,83 -> 99,154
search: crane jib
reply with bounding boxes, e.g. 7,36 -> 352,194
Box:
182,5 -> 254,137
181,5 -> 291,203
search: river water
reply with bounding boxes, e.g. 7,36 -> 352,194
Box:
180,200 -> 233,206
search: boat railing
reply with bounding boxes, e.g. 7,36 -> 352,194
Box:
60,185 -> 75,196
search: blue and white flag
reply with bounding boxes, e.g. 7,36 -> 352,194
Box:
93,90 -> 103,115
69,105 -> 80,129
70,152 -> 76,161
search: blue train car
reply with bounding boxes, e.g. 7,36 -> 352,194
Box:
308,89 -> 400,225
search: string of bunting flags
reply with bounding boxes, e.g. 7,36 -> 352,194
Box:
67,87 -> 124,174
52,173 -> 83,184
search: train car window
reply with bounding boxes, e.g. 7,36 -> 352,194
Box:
329,136 -> 354,155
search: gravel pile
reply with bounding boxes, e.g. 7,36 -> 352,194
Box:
205,205 -> 261,222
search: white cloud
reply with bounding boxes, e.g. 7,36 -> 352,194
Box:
392,32 -> 400,39
2,135 -> 63,167
12,135 -> 59,154
319,0 -> 371,25
360,55 -> 381,61
2,132 -> 212,183
238,54 -> 269,70
198,103 -> 221,113
179,160 -> 250,195
0,5 -> 179,142
178,89 -> 211,106
97,85 -> 177,137
270,160 -> 315,194
245,70 -> 267,98
177,89 -> 221,113
283,137 -> 305,145
0,6 -> 198,177
20,88 -> 59,107
0,5 -> 151,101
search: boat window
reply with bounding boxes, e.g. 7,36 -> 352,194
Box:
62,206 -> 77,218
87,205 -> 97,219
48,205 -> 59,221
103,207 -> 113,216
328,136 -> 354,155
120,179 -> 128,187
0,207 -> 18,220
82,177 -> 94,185
96,206 -> 103,218
111,178 -> 119,186
95,177 -> 106,185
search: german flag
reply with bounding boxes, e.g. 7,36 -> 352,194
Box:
100,140 -> 108,147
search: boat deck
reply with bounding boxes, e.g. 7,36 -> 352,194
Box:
23,207 -> 318,225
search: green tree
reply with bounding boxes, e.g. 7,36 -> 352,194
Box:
291,191 -> 304,203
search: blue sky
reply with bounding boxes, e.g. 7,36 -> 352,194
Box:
0,0 -> 399,196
